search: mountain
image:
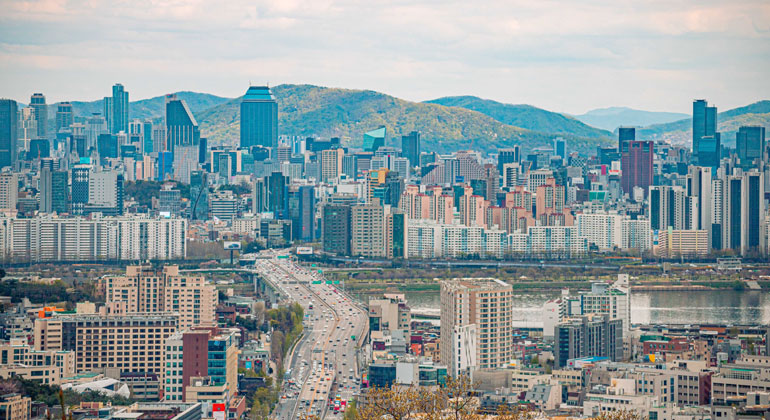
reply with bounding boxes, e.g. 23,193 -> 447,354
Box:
425,96 -> 612,139
574,107 -> 689,131
637,100 -> 770,146
45,91 -> 231,122
197,84 -> 612,154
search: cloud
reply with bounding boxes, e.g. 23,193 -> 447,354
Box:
0,0 -> 768,114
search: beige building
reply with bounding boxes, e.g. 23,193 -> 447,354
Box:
34,312 -> 177,375
0,339 -> 75,384
0,394 -> 29,420
654,228 -> 709,258
103,265 -> 217,329
440,278 -> 513,377
351,204 -> 385,257
320,148 -> 344,182
0,173 -> 18,213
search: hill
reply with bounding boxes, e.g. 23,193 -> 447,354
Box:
45,92 -> 231,122
197,84 -> 612,154
425,96 -> 611,139
636,100 -> 770,146
574,107 -> 689,131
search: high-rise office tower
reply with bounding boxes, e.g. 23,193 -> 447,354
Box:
289,185 -> 315,242
440,278 -> 513,377
363,127 -> 386,152
39,167 -> 70,214
266,171 -> 289,219
322,204 -> 351,255
0,99 -> 18,169
86,114 -> 107,153
553,137 -> 566,159
497,146 -> 520,174
240,86 -> 278,150
621,140 -> 654,196
56,102 -> 73,133
736,126 -> 766,169
108,83 -> 129,134
618,127 -> 635,152
189,170 -> 208,220
70,164 -> 92,215
401,131 -> 421,167
29,93 -> 47,139
692,99 -> 718,164
165,94 -> 200,156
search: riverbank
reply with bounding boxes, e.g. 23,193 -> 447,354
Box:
339,276 -> 768,294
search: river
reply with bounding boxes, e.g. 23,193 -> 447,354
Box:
357,290 -> 770,326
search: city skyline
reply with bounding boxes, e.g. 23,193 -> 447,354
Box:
0,0 -> 768,114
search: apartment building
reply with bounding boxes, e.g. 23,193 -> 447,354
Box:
440,278 -> 513,377
104,265 -> 217,329
0,214 -> 187,263
33,311 -> 178,375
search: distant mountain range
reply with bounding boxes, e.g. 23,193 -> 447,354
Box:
573,107 -> 689,131
33,85 -> 769,153
636,100 -> 770,146
46,91 -> 230,122
195,84 -> 612,154
426,96 -> 612,139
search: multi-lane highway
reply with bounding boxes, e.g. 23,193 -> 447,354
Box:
252,253 -> 368,419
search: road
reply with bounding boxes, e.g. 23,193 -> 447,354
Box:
252,254 -> 368,419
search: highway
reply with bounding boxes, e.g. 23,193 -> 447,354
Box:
252,253 -> 368,419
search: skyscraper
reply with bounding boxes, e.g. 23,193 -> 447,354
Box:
289,185 -> 315,241
621,140 -> 653,196
266,171 -> 289,219
363,127 -> 386,152
554,314 -> 623,367
497,147 -> 520,174
617,127 -> 635,152
553,137 -> 566,159
692,99 -> 718,164
736,126 -> 766,169
165,94 -> 200,156
240,86 -> 278,149
0,99 -> 18,169
109,83 -> 129,134
56,102 -> 73,133
189,170 -> 208,220
322,204 -> 351,255
29,93 -> 47,139
401,131 -> 421,167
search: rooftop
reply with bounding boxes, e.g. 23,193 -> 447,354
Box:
243,86 -> 275,102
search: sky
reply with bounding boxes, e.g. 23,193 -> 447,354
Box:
0,0 -> 769,115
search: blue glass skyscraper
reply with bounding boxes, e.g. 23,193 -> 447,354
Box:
240,86 -> 278,149
165,94 -> 200,157
0,99 -> 18,168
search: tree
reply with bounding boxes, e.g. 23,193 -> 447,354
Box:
594,410 -> 646,420
344,401 -> 358,420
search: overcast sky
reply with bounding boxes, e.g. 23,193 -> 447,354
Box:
1,0 -> 768,114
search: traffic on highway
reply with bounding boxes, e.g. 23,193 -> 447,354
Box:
252,253 -> 368,419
